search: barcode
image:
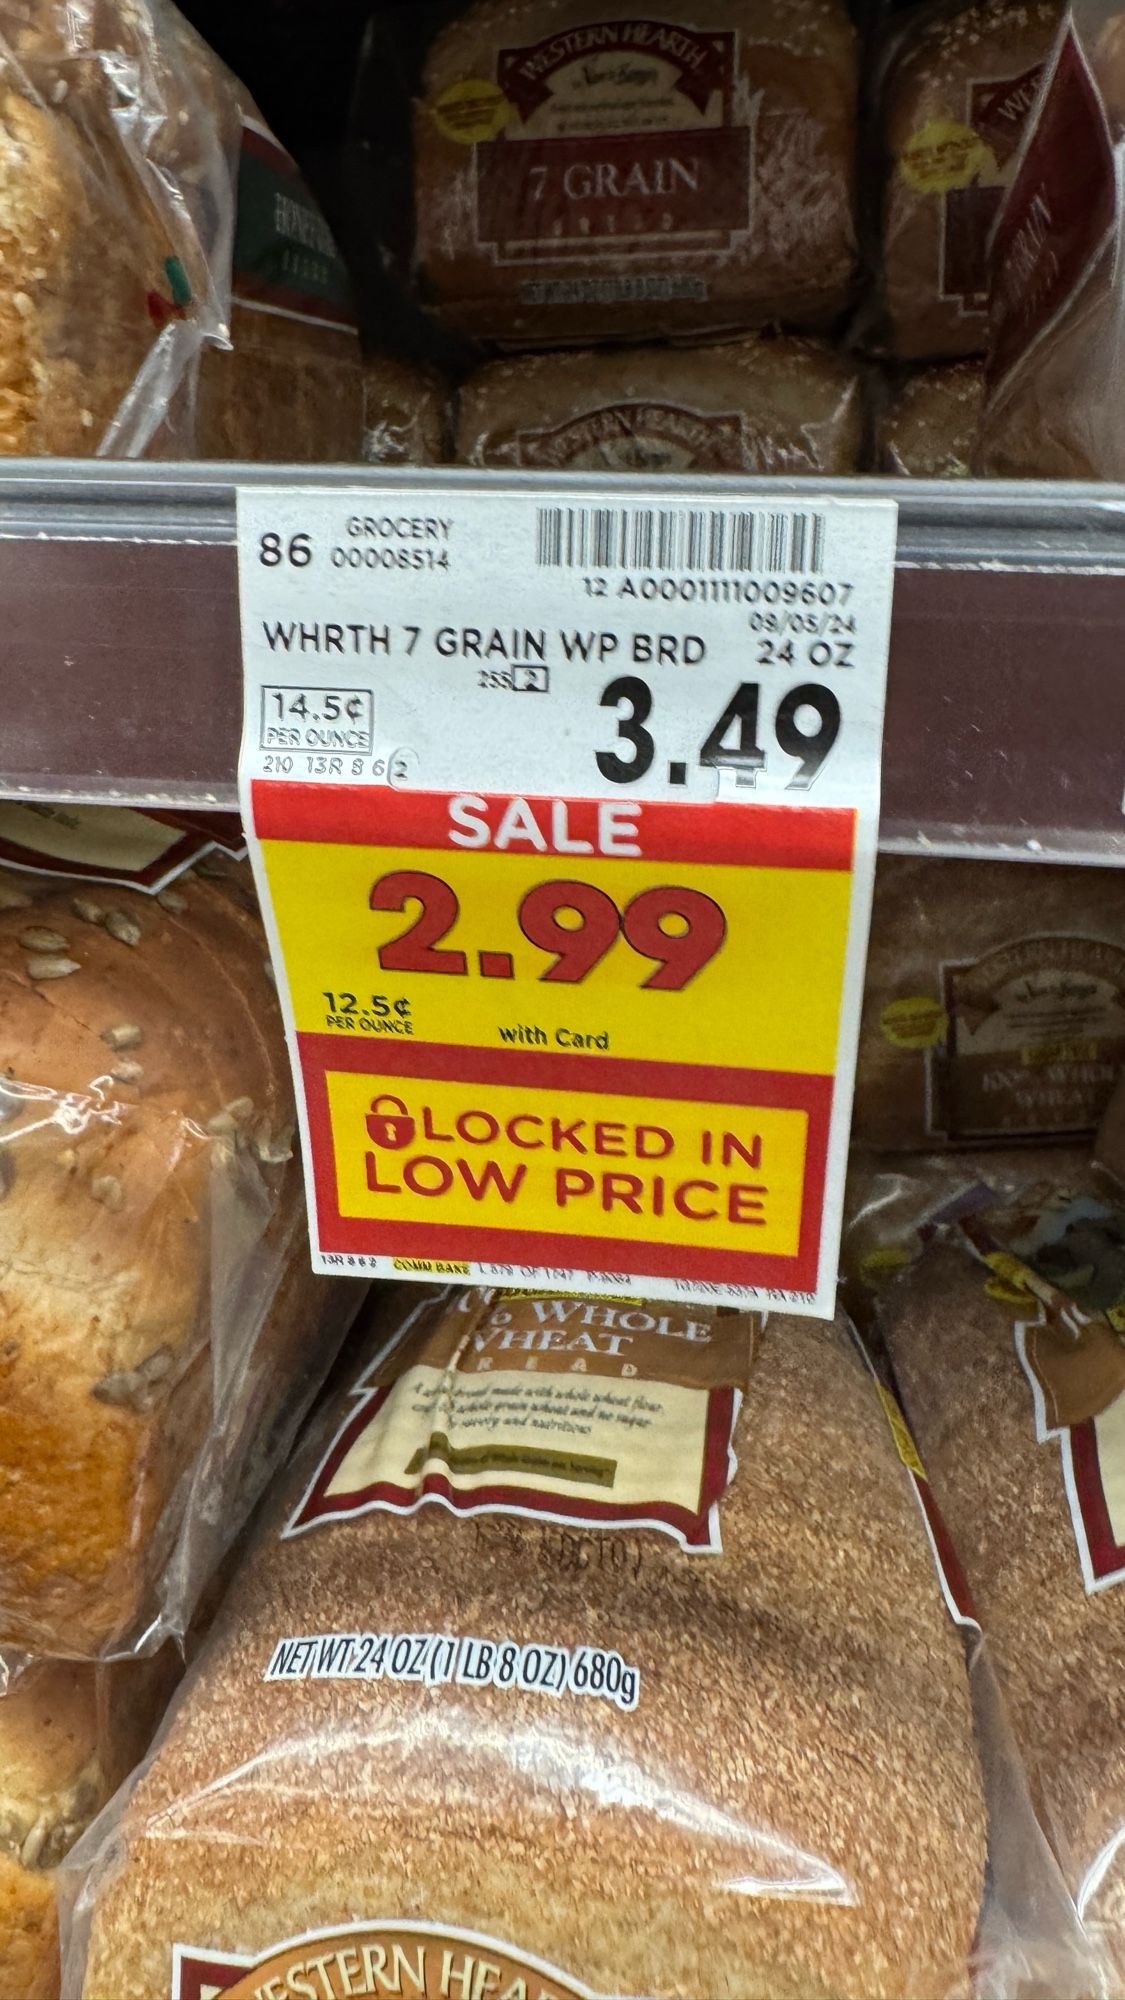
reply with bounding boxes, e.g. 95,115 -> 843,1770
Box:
535,506 -> 827,575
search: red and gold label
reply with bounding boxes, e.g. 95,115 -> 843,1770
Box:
174,1924 -> 594,2000
931,934 -> 1125,1140
285,1290 -> 749,1553
459,19 -> 752,264
989,28 -> 1117,389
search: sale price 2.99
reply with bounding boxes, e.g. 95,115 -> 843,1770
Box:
370,870 -> 726,991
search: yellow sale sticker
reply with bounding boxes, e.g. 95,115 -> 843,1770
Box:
252,784 -> 851,1299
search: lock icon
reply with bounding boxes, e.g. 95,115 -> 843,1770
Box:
366,1094 -> 415,1150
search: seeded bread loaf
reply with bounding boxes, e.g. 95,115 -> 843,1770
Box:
69,1290 -> 986,2000
883,1211 -> 1125,1977
0,1652 -> 179,2000
855,854 -> 1125,1151
0,0 -> 362,459
363,353 -> 449,465
881,0 -> 1061,359
0,859 -> 355,1659
457,336 -> 863,471
414,0 -> 859,346
878,360 -> 984,474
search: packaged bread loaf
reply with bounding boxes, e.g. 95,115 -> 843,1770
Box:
363,354 -> 449,465
882,1192 -> 1125,1980
457,336 -> 863,471
880,0 -> 1061,359
61,1283 -> 1004,2000
0,0 -> 363,460
413,0 -> 859,346
0,1651 -> 179,2000
855,854 -> 1125,1151
878,359 -> 984,474
979,0 -> 1125,477
0,852 -> 362,1660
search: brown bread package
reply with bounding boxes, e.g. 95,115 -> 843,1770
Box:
878,360 -> 984,474
0,0 -> 363,460
0,852 -> 363,1660
855,854 -> 1125,1151
56,1284 -> 1023,2000
457,337 -> 863,471
363,354 -> 450,466
979,0 -> 1125,476
881,1189 -> 1125,1981
880,0 -> 1061,360
413,0 -> 859,346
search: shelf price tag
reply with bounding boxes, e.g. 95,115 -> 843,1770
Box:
236,482 -> 897,1315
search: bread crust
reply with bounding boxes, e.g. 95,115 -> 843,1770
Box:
457,335 -> 862,470
75,1302 -> 985,2000
0,861 -> 313,1658
878,360 -> 983,474
415,0 -> 858,344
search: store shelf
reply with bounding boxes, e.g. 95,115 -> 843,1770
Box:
1,460 -> 1123,863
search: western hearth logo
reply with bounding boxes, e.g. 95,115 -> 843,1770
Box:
498,21 -> 732,120
172,1923 -> 595,2000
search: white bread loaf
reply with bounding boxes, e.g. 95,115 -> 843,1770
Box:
68,1289 -> 987,2000
0,856 -> 358,1659
414,0 -> 859,345
457,336 -> 863,471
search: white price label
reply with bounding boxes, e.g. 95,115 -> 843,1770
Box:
237,481 -> 897,1314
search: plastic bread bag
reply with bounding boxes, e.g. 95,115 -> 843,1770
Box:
352,0 -> 859,353
876,360 -> 985,473
876,0 -> 1061,361
1097,1070 -> 1125,1185
456,336 -> 865,472
0,854 -> 366,1662
854,854 -> 1125,1152
0,0 -> 362,460
841,1142 -> 1101,1311
878,1188 -> 1125,1987
978,0 -> 1125,476
0,1650 -> 183,2000
363,353 -> 450,466
59,1285 -> 1092,2000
